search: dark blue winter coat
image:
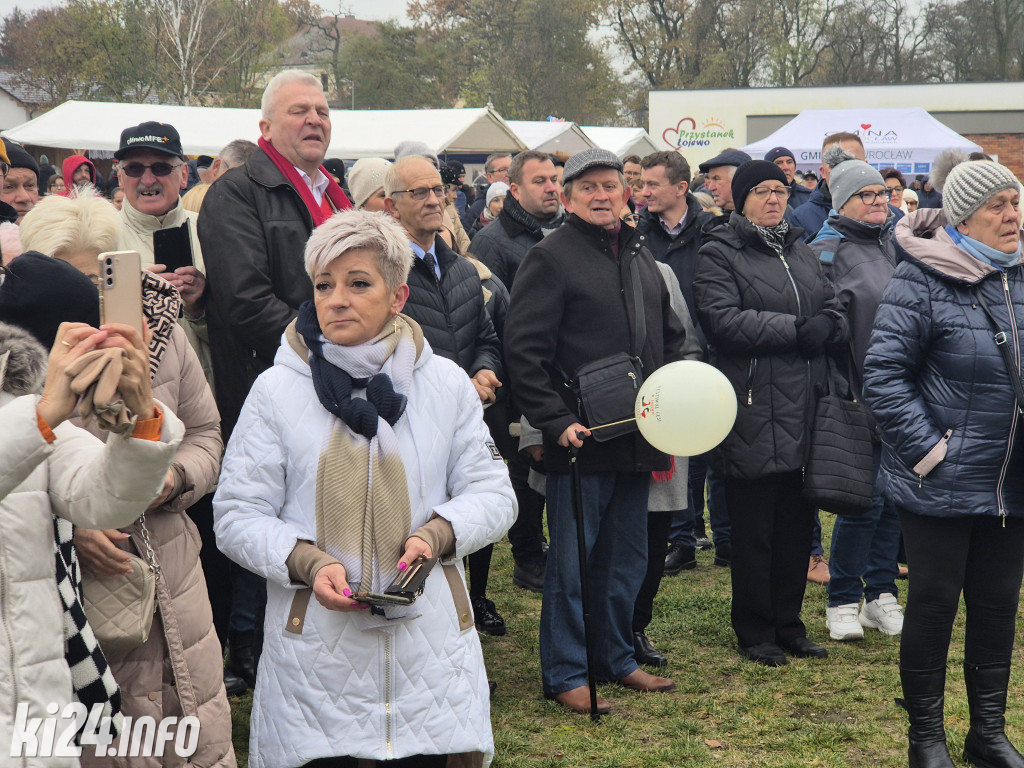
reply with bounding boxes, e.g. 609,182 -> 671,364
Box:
863,208 -> 1024,519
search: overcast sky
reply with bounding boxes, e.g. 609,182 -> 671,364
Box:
0,0 -> 411,23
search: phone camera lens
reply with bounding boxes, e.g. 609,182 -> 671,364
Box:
105,277 -> 113,286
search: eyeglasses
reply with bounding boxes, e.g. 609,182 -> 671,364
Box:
489,167 -> 510,177
854,190 -> 891,204
392,185 -> 445,202
749,186 -> 791,200
120,161 -> 183,178
887,185 -> 904,192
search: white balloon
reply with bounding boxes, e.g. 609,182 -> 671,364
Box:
634,361 -> 737,456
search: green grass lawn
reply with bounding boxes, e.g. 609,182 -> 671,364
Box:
228,516 -> 1020,767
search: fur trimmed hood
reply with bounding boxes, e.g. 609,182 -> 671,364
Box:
0,321 -> 46,396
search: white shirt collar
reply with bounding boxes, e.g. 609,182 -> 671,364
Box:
293,164 -> 330,205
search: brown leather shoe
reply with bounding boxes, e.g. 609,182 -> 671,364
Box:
807,554 -> 831,585
618,667 -> 675,692
547,686 -> 611,714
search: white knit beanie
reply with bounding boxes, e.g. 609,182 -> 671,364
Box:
348,157 -> 392,209
942,160 -> 1019,225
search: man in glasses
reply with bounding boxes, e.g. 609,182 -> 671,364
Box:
383,155 -> 505,636
0,140 -> 21,225
114,121 -> 207,322
1,140 -> 39,224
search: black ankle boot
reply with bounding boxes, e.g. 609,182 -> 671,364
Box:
228,630 -> 257,689
900,667 -> 956,768
963,662 -> 1024,768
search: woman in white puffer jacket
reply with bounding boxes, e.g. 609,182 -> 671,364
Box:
214,210 -> 516,768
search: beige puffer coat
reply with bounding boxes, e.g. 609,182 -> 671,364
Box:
0,321 -> 185,768
78,280 -> 232,768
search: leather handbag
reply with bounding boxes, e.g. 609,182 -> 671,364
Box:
82,516 -> 159,652
568,258 -> 646,442
803,356 -> 875,516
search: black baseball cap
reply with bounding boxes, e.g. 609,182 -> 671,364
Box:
114,121 -> 185,160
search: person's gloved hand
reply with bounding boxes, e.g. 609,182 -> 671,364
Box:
795,314 -> 835,358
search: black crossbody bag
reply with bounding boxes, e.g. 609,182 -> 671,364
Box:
564,258 -> 646,442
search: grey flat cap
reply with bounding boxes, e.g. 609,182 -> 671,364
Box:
697,149 -> 751,175
563,148 -> 624,184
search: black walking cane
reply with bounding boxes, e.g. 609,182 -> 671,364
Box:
569,431 -> 602,723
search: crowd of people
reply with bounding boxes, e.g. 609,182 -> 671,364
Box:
0,67 -> 1022,768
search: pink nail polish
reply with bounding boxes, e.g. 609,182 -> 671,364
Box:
360,604 -> 370,610
398,562 -> 408,571
342,588 -> 351,597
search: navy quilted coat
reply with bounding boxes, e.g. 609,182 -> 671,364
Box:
694,212 -> 847,481
863,208 -> 1024,519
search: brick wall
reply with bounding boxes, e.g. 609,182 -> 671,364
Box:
961,133 -> 1024,179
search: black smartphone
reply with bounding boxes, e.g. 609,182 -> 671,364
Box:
353,556 -> 438,607
152,220 -> 194,272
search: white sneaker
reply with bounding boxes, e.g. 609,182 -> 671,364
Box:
860,593 -> 904,636
826,603 -> 864,641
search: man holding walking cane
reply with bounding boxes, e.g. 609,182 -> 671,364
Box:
505,149 -> 692,715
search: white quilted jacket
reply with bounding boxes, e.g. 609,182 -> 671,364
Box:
0,393 -> 184,768
214,332 -> 516,768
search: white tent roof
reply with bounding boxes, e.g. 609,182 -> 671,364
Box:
506,120 -> 595,154
740,107 -> 983,173
581,126 -> 659,158
1,100 -> 526,159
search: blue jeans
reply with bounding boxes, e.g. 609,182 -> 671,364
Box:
826,446 -> 901,607
811,512 -> 824,557
671,454 -> 729,550
541,471 -> 649,695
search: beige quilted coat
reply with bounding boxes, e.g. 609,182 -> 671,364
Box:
78,321 -> 233,768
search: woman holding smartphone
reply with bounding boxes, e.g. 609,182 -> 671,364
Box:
214,209 -> 516,768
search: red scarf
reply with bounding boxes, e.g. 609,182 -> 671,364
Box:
258,137 -> 352,226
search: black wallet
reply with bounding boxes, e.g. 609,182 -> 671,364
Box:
353,556 -> 438,606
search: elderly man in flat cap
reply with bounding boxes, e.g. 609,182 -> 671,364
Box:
505,148 -> 695,714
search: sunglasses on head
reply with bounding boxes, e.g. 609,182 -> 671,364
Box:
120,161 -> 182,178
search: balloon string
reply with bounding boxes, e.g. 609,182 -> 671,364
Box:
588,417 -> 638,432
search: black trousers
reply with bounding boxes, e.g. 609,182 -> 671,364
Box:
506,441 -> 547,564
898,507 -> 1024,670
304,756 -> 447,768
725,470 -> 814,647
632,510 -> 674,633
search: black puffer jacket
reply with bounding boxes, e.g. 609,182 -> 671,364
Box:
694,212 -> 847,481
505,214 -> 692,474
402,237 -> 501,378
198,149 -> 318,438
470,194 -> 562,290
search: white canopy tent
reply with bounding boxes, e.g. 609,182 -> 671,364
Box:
581,126 -> 659,158
506,120 -> 595,154
1,100 -> 526,160
740,107 -> 983,174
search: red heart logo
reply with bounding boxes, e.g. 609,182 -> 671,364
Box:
860,123 -> 871,130
662,117 -> 697,148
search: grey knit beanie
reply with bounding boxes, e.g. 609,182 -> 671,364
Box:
830,160 -> 885,212
941,160 -> 1020,225
348,157 -> 391,209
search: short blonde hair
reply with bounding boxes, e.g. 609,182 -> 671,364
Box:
20,194 -> 121,259
304,209 -> 413,293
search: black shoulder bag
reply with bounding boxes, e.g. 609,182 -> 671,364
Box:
567,258 -> 646,442
803,349 -> 876,516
